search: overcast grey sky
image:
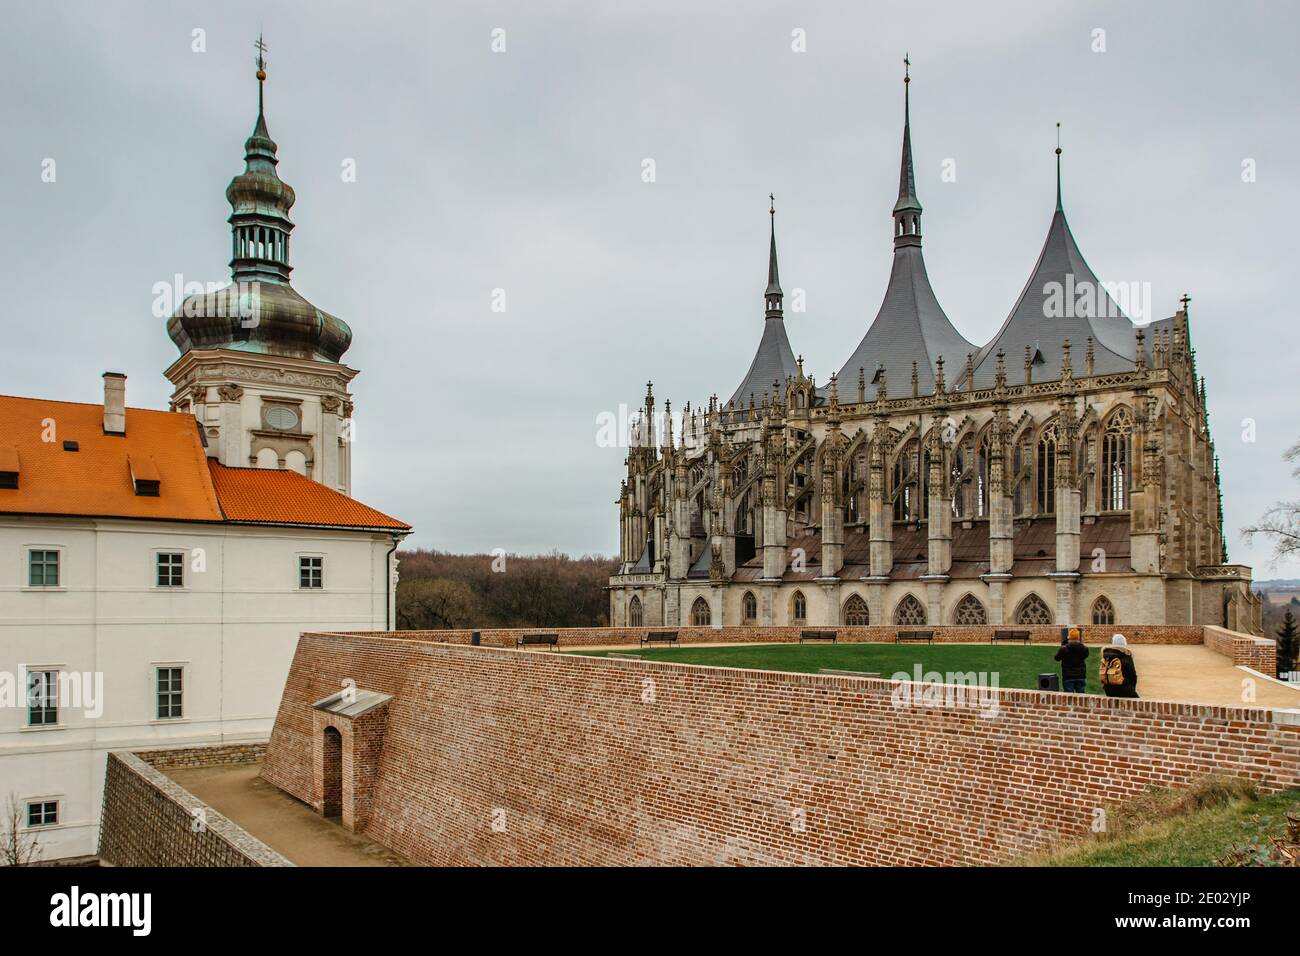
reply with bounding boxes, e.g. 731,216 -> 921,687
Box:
3,0 -> 1299,574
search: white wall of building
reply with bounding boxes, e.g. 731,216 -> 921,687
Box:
0,515 -> 398,859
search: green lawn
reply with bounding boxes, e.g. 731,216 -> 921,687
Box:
1028,789 -> 1300,867
568,642 -> 1103,693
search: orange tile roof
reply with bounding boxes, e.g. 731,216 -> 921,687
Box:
0,394 -> 222,521
208,461 -> 409,530
0,393 -> 409,532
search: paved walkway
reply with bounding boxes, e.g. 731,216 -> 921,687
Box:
1125,644 -> 1300,709
560,641 -> 1300,710
166,763 -> 409,867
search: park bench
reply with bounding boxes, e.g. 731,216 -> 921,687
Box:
991,629 -> 1031,645
799,629 -> 838,644
641,629 -> 679,647
516,632 -> 559,650
895,629 -> 934,644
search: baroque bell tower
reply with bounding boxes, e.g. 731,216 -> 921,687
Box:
163,36 -> 357,495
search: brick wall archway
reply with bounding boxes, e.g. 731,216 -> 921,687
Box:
321,726 -> 343,818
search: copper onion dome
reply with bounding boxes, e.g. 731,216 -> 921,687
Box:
167,41 -> 352,363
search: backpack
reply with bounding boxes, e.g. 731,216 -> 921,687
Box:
1100,653 -> 1126,687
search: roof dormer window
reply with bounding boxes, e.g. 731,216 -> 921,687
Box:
129,455 -> 161,497
0,446 -> 17,489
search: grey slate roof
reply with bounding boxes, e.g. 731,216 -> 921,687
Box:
834,243 -> 975,394
729,315 -> 799,408
968,196 -> 1139,389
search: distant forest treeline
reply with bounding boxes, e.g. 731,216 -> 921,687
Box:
395,549 -> 618,630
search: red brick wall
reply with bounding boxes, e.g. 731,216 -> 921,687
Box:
1204,626 -> 1278,674
262,632 -> 1300,866
99,751 -> 291,867
351,623 -> 1206,648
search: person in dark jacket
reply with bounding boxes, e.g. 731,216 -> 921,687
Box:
1100,634 -> 1139,698
1054,627 -> 1090,693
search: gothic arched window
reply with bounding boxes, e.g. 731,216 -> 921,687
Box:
952,434 -> 975,518
953,593 -> 988,625
1091,595 -> 1116,626
1014,593 -> 1053,625
691,597 -> 711,627
893,438 -> 923,522
1077,425 -> 1095,513
1102,408 -> 1132,511
1037,419 -> 1058,515
842,594 -> 870,626
894,594 -> 927,626
1012,431 -> 1033,517
742,591 -> 757,624
791,590 -> 807,624
628,595 -> 643,627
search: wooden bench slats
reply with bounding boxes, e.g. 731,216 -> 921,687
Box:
990,629 -> 1032,644
895,630 -> 934,644
641,630 -> 679,646
516,633 -> 559,649
799,630 -> 837,644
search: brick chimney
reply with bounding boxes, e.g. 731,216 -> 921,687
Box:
103,372 -> 126,435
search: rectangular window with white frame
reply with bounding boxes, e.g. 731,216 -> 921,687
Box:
27,549 -> 60,587
26,800 -> 58,828
27,670 -> 58,726
155,666 -> 183,720
299,555 -> 323,589
156,551 -> 184,588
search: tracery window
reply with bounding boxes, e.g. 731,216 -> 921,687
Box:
691,597 -> 711,626
952,434 -> 975,518
953,593 -> 988,625
791,590 -> 807,624
1102,409 -> 1132,511
1015,593 -> 1053,625
1012,432 -> 1033,517
1037,419 -> 1058,515
842,594 -> 870,626
893,438 -> 927,522
1091,595 -> 1116,626
628,595 -> 643,627
893,594 -> 927,626
742,591 -> 757,624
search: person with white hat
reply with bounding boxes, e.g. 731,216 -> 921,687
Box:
1100,633 -> 1139,698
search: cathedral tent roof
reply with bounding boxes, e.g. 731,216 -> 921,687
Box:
967,152 -> 1138,388
729,316 -> 799,408
834,69 -> 974,396
834,245 -> 974,395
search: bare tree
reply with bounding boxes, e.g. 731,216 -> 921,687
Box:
1242,441 -> 1300,563
1,793 -> 43,866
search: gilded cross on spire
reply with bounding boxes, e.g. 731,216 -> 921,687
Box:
769,192 -> 775,216
254,33 -> 268,116
903,52 -> 910,82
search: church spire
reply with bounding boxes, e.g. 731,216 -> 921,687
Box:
765,193 -> 783,315
727,198 -> 799,407
226,34 -> 296,285
893,54 -> 922,249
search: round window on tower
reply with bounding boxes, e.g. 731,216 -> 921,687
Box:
265,406 -> 299,431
